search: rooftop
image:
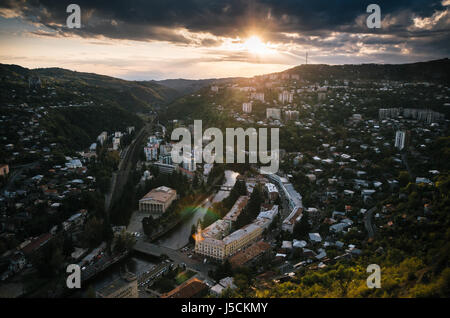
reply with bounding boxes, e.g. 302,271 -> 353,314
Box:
229,241 -> 271,268
223,196 -> 249,222
202,219 -> 230,240
140,186 -> 176,203
283,206 -> 303,225
223,222 -> 262,245
161,277 -> 208,298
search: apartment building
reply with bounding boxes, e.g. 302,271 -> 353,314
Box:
144,146 -> 158,161
284,110 -> 299,121
266,108 -> 281,120
195,221 -> 263,261
250,92 -> 265,102
223,196 -> 249,226
278,90 -> 293,104
97,131 -> 107,145
242,102 -> 253,113
395,130 -> 406,150
282,206 -> 303,233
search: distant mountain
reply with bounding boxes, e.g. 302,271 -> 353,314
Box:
276,58 -> 450,84
154,59 -> 450,98
154,77 -> 239,96
0,64 -> 179,112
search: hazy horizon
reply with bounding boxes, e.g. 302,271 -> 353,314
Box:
2,57 -> 448,82
1,0 -> 449,80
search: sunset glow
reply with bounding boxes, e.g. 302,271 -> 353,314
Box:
243,36 -> 272,55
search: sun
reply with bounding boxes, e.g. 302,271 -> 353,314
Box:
243,36 -> 270,54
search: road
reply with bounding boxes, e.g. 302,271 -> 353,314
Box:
105,122 -> 151,212
134,239 -> 214,280
2,162 -> 38,193
401,152 -> 415,180
364,207 -> 377,239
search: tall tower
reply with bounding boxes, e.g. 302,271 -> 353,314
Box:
195,222 -> 202,241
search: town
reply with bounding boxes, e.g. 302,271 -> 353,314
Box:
1,60 -> 448,298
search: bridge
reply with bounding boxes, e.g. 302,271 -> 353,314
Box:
133,239 -> 216,283
81,252 -> 128,282
133,240 -> 171,257
214,185 -> 233,191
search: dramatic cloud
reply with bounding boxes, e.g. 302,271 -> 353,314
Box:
0,0 -> 448,78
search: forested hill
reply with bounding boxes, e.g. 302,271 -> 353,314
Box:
278,58 -> 450,84
0,63 -> 179,112
154,77 -> 239,96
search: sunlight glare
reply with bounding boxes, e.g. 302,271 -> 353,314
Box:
244,36 -> 271,54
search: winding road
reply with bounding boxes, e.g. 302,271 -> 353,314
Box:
364,206 -> 377,239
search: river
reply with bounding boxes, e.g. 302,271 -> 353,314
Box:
155,170 -> 239,249
81,170 -> 239,295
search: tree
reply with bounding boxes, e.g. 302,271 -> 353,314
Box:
399,171 -> 410,187
49,247 -> 64,276
83,217 -> 104,247
193,174 -> 199,188
293,212 -> 310,240
142,216 -> 157,236
235,185 -> 262,228
213,259 -> 233,281
85,285 -> 97,298
114,232 -> 136,253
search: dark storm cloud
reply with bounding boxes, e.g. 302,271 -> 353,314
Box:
0,0 -> 449,58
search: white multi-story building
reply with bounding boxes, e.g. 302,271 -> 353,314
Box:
395,130 -> 406,150
278,90 -> 293,104
284,110 -> 299,121
159,154 -> 172,165
97,132 -> 107,145
113,138 -> 121,150
242,102 -> 252,113
144,146 -> 158,161
250,92 -> 264,102
266,108 -> 281,120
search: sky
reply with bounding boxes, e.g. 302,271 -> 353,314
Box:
0,0 -> 449,80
